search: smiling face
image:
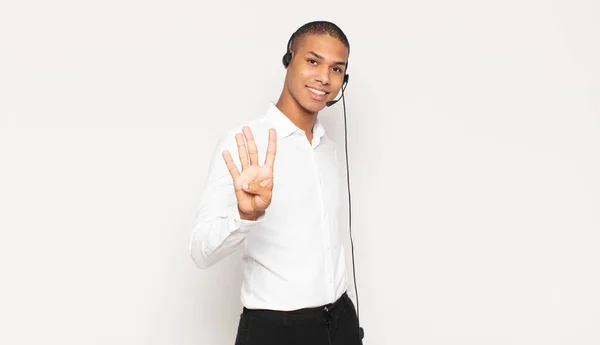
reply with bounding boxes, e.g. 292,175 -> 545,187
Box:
282,34 -> 349,115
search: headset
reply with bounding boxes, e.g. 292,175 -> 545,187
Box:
283,30 -> 364,341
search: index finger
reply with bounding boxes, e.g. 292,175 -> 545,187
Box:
264,128 -> 277,168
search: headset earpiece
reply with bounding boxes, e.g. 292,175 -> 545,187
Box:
282,34 -> 295,68
282,52 -> 292,68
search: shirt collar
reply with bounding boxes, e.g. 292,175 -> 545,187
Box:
265,102 -> 326,141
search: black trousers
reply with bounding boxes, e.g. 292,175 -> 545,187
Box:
234,292 -> 363,345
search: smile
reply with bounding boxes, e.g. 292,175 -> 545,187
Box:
307,87 -> 328,95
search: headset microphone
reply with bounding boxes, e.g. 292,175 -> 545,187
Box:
326,74 -> 349,107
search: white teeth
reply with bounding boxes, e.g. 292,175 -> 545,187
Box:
308,87 -> 326,95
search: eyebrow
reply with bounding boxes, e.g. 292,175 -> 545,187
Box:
307,51 -> 346,66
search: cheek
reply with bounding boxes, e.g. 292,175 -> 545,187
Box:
297,70 -> 313,83
291,71 -> 311,93
297,64 -> 322,79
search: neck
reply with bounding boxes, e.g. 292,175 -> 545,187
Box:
275,89 -> 318,135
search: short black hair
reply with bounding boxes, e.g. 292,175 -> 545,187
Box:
288,21 -> 350,55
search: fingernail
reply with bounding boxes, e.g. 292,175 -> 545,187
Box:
243,183 -> 248,190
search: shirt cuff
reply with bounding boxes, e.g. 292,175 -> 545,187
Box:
228,206 -> 265,234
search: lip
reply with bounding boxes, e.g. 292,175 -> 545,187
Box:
306,86 -> 329,101
306,86 -> 330,93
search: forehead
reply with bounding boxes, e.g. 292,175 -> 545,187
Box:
295,34 -> 349,61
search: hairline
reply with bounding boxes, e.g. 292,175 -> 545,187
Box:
291,33 -> 350,60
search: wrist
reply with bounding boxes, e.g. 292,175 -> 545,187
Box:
239,209 -> 264,221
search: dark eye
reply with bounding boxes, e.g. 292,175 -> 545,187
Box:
307,59 -> 317,65
333,67 -> 343,73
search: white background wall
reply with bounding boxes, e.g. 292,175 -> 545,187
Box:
1,0 -> 599,344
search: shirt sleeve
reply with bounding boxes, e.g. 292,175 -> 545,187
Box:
189,131 -> 265,269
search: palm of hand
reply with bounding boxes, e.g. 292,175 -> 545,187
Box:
222,126 -> 277,218
234,165 -> 274,214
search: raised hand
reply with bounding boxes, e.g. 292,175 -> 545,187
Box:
222,126 -> 277,220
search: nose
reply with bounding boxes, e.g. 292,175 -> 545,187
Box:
315,67 -> 330,85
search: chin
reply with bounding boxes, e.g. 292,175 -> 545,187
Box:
300,99 -> 327,114
289,89 -> 328,114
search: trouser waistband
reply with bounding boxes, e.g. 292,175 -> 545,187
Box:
242,292 -> 351,324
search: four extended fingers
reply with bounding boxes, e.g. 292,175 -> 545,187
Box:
223,126 -> 277,178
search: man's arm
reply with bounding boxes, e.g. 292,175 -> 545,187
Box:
189,133 -> 264,269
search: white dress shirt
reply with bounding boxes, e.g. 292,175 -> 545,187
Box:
190,102 -> 349,311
